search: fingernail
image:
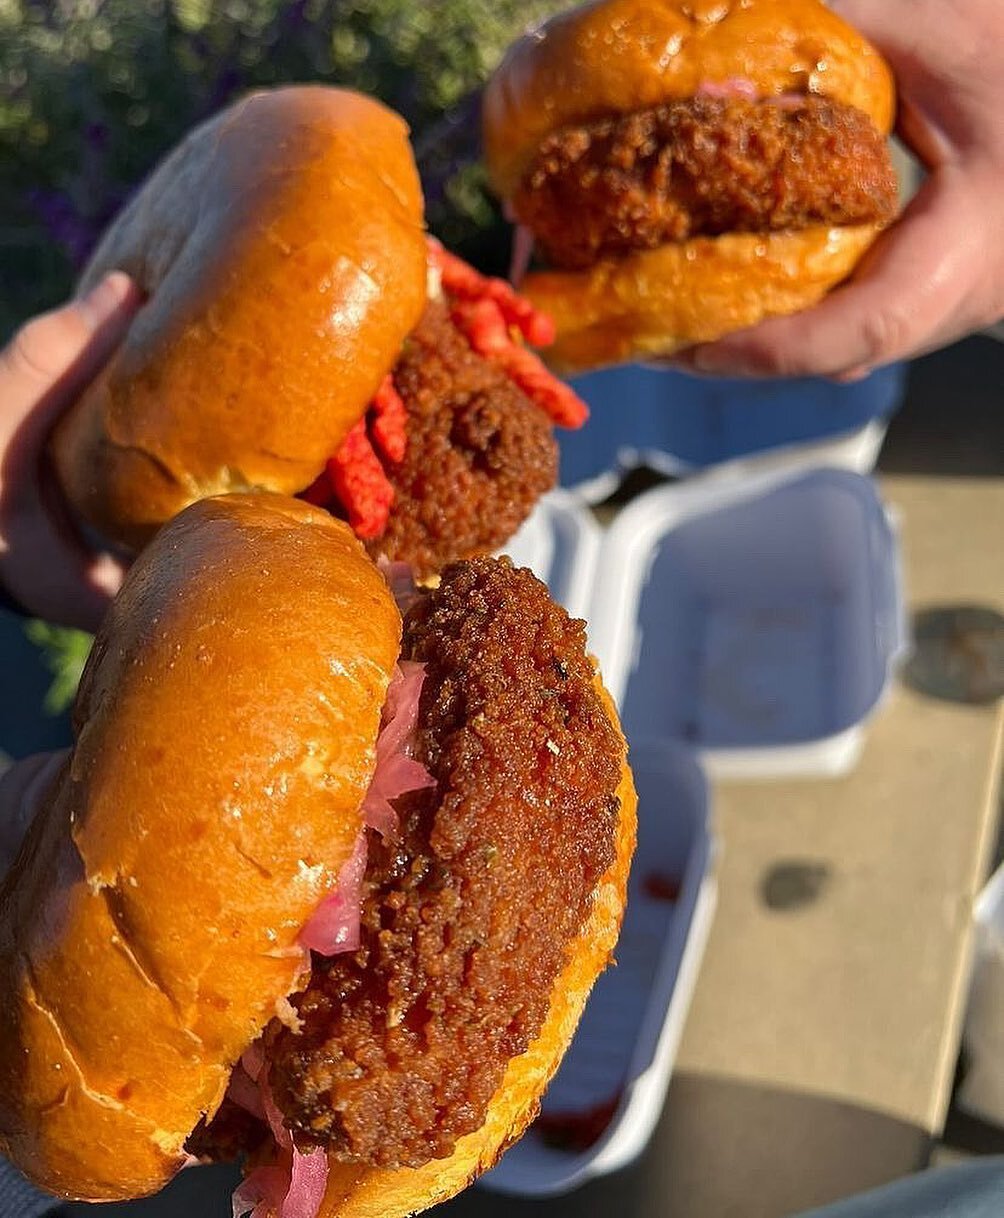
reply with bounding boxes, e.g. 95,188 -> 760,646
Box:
87,551 -> 127,599
831,365 -> 872,385
77,271 -> 136,329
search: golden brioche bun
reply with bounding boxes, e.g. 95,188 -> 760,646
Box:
483,0 -> 897,370
0,495 -> 401,1200
52,87 -> 427,551
522,224 -> 879,374
311,682 -> 636,1218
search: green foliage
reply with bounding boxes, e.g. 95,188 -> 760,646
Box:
1,0 -> 563,336
23,621 -> 94,714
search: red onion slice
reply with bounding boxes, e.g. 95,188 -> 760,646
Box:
696,76 -> 760,100
232,1164 -> 289,1218
298,833 -> 367,955
226,1062 -> 266,1120
509,224 -> 535,286
283,1146 -> 329,1218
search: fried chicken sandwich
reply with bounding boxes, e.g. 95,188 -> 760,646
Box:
484,0 -> 898,371
52,87 -> 588,578
0,494 -> 635,1218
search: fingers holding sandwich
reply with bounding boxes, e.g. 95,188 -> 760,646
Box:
0,272 -> 141,629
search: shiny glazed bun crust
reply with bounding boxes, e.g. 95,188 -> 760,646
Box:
0,495 -> 401,1200
483,0 -> 897,371
52,88 -> 428,550
484,0 -> 894,195
519,224 -> 879,373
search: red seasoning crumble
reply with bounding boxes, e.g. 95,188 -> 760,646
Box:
300,241 -> 587,541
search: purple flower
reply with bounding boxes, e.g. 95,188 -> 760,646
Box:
27,188 -> 99,269
84,121 -> 109,151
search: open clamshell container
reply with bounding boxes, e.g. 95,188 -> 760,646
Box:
591,467 -> 908,779
483,466 -> 905,1196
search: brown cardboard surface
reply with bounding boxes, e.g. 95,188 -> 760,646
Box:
678,693 -> 1003,1133
652,476 -> 1004,1213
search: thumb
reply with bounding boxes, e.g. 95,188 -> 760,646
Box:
0,271 -> 141,452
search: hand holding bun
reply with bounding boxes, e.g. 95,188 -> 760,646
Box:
484,0 -> 898,372
679,0 -> 1004,379
0,272 -> 141,629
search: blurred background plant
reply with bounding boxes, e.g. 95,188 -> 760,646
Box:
1,0 -> 563,707
0,0 -> 563,339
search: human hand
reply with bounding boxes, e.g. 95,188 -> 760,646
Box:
675,0 -> 1004,381
0,751 -> 67,882
0,272 -> 142,629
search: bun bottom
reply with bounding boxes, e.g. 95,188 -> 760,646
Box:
521,224 -> 881,375
314,683 -> 637,1218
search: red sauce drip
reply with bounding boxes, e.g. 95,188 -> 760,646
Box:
534,1092 -> 622,1152
643,872 -> 682,903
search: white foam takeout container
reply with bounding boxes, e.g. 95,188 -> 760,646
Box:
959,863 -> 1004,1128
514,469 -> 907,781
483,465 -> 906,1197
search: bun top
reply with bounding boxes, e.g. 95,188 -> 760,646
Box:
0,494 -> 401,1199
52,87 -> 428,550
484,0 -> 895,196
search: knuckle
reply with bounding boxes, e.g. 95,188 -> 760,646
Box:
857,308 -> 912,366
766,349 -> 812,378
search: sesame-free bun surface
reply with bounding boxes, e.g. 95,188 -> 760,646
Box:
484,0 -> 894,196
483,0 -> 896,370
52,87 -> 427,551
0,495 -> 400,1200
315,680 -> 636,1218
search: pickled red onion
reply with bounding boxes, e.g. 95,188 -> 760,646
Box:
298,662 -> 432,951
231,662 -> 434,1218
696,78 -> 806,108
226,1061 -> 265,1120
362,660 -> 435,841
232,1164 -> 289,1218
697,76 -> 760,100
509,224 -> 535,285
379,559 -> 421,615
297,833 -> 367,955
283,1146 -> 329,1218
